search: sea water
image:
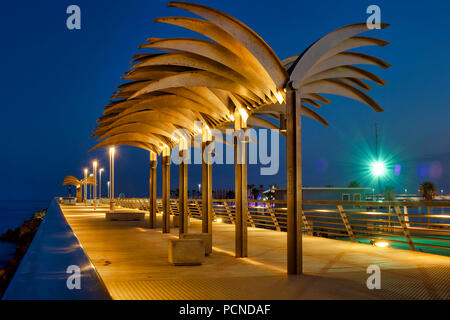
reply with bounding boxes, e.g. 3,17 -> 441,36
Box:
0,200 -> 49,268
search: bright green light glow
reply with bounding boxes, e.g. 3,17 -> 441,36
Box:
371,161 -> 385,177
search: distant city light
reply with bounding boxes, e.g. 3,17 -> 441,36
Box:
371,161 -> 385,177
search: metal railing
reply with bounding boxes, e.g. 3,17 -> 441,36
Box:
114,198 -> 450,255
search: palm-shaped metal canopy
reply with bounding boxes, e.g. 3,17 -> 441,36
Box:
92,1 -> 389,153
63,175 -> 95,187
90,1 -> 390,274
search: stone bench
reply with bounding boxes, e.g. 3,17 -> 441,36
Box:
168,239 -> 205,266
180,233 -> 212,256
105,211 -> 145,221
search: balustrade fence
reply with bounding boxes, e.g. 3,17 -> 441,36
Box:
114,198 -> 450,255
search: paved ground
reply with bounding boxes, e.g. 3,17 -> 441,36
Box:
60,203 -> 450,300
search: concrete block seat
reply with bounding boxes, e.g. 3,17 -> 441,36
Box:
180,233 -> 212,255
168,239 -> 205,266
105,211 -> 145,221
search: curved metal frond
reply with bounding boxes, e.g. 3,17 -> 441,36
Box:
92,2 -> 389,153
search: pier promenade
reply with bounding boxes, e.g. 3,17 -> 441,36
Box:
60,203 -> 450,300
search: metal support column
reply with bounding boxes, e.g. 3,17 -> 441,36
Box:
286,83 -> 303,274
149,151 -> 157,228
179,149 -> 188,235
234,110 -> 248,258
202,128 -> 213,234
109,147 -> 115,212
162,149 -> 171,233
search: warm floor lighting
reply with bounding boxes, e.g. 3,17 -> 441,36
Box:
371,240 -> 389,248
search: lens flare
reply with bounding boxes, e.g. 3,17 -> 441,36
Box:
371,161 -> 385,177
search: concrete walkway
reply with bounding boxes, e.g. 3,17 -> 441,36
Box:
60,203 -> 450,300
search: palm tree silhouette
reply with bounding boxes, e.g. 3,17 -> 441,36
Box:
419,181 -> 437,201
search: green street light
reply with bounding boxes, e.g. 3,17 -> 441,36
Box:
371,161 -> 386,177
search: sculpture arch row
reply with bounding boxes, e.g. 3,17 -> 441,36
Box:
92,1 -> 390,154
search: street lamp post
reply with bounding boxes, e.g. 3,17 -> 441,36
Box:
89,173 -> 93,202
99,168 -> 104,200
84,168 -> 88,205
109,147 -> 115,212
93,160 -> 97,210
107,180 -> 110,199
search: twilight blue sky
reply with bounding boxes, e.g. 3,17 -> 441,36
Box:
1,0 -> 450,201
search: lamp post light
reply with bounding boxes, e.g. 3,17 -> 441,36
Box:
370,160 -> 386,198
84,168 -> 88,205
93,160 -> 98,210
109,147 -> 115,212
89,173 -> 93,201
99,168 -> 104,200
371,161 -> 385,177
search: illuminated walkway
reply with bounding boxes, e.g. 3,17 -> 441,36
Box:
60,203 -> 450,300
